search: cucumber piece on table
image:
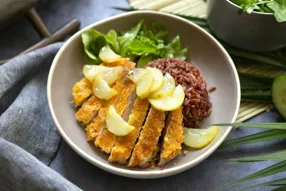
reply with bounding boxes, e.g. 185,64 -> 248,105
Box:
272,75 -> 286,119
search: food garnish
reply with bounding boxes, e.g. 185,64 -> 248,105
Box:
99,45 -> 122,63
126,68 -> 147,83
146,67 -> 164,93
183,126 -> 219,149
127,67 -> 185,111
106,106 -> 135,136
150,72 -> 175,98
135,69 -> 155,98
92,73 -> 117,100
231,0 -> 286,22
149,85 -> 185,111
83,65 -> 123,85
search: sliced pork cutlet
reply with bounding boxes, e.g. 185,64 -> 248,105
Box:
72,60 -> 134,108
76,95 -> 103,125
95,79 -> 136,154
103,58 -> 133,68
85,62 -> 135,141
128,107 -> 165,168
159,106 -> 184,166
109,98 -> 149,164
85,71 -> 127,141
77,60 -> 135,125
72,78 -> 92,107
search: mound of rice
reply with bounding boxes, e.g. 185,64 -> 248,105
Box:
147,58 -> 212,128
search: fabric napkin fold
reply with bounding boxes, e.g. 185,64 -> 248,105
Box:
0,43 -> 82,191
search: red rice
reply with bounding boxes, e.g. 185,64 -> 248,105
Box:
147,58 -> 212,128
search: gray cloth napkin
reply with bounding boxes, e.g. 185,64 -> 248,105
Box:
0,43 -> 82,191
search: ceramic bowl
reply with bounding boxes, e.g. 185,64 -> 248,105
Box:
47,11 -> 240,179
207,0 -> 286,52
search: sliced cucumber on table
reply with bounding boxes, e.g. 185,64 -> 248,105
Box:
272,75 -> 286,119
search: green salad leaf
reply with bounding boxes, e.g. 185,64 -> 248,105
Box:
118,19 -> 144,56
82,29 -> 106,64
81,19 -> 188,66
152,23 -> 168,40
82,29 -> 121,64
267,0 -> 286,22
105,30 -> 120,53
137,54 -> 158,68
127,35 -> 164,56
231,0 -> 286,22
162,36 -> 188,60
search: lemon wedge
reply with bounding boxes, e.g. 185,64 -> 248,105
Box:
183,126 -> 219,149
93,73 -> 117,100
136,70 -> 155,98
99,45 -> 122,63
146,67 -> 164,93
149,85 -> 185,111
150,73 -> 175,98
127,68 -> 147,84
106,106 -> 135,136
83,65 -> 123,85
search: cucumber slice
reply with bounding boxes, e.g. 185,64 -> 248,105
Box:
272,75 -> 286,119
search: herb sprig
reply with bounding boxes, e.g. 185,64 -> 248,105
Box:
231,0 -> 286,22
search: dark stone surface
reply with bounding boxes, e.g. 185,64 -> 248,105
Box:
1,0 -> 285,190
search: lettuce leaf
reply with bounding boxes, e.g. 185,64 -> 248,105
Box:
118,19 -> 144,56
105,30 -> 120,53
267,0 -> 286,22
161,36 -> 188,60
137,54 -> 158,68
81,19 -> 188,66
127,36 -> 164,56
231,0 -> 286,22
82,29 -> 106,64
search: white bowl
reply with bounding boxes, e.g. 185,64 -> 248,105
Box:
47,11 -> 240,179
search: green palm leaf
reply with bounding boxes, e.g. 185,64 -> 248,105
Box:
238,72 -> 274,84
240,84 -> 271,90
272,185 -> 286,191
236,178 -> 286,191
241,92 -> 272,101
230,150 -> 286,162
221,129 -> 286,148
213,123 -> 286,130
218,161 -> 286,190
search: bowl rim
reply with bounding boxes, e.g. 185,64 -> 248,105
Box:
226,0 -> 273,15
47,10 -> 241,178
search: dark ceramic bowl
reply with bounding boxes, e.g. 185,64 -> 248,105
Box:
207,0 -> 286,52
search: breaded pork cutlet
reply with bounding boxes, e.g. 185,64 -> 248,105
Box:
72,60 -> 130,108
85,70 -> 128,141
128,107 -> 165,168
109,98 -> 149,164
102,58 -> 130,68
76,95 -> 103,125
72,78 -> 92,107
95,80 -> 136,153
159,106 -> 184,166
85,60 -> 135,141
